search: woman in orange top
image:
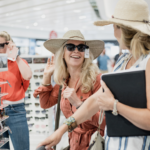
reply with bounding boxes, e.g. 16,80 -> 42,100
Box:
34,30 -> 105,150
0,31 -> 32,150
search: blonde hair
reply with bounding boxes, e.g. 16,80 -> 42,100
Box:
54,46 -> 100,93
118,24 -> 150,59
0,31 -> 13,42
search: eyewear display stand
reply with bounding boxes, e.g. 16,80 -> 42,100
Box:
0,85 -> 10,150
20,55 -> 53,150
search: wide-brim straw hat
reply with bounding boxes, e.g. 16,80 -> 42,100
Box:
44,30 -> 104,59
94,0 -> 150,36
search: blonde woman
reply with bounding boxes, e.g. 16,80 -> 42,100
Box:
37,0 -> 150,150
0,31 -> 32,150
34,30 -> 105,150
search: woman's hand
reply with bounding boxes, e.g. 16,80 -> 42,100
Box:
37,125 -> 67,150
6,41 -> 18,60
97,80 -> 115,111
42,56 -> 55,85
63,87 -> 82,108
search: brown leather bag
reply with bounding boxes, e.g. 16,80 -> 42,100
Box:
54,86 -> 70,150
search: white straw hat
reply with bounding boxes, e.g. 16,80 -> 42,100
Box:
44,30 -> 104,59
94,0 -> 150,35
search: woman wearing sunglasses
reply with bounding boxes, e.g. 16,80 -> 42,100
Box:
37,0 -> 150,150
0,31 -> 32,150
34,30 -> 105,150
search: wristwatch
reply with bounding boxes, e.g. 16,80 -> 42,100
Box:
112,100 -> 118,116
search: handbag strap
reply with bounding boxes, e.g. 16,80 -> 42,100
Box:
54,85 -> 62,150
98,110 -> 104,130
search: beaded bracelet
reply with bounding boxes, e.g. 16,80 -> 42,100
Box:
64,116 -> 77,132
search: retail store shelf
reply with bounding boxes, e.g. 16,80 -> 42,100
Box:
0,104 -> 9,110
0,116 -> 9,122
0,127 -> 9,135
0,138 -> 9,148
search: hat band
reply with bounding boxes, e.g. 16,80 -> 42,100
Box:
112,16 -> 150,24
69,36 -> 84,39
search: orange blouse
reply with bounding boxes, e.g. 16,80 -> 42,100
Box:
0,59 -> 30,102
33,74 -> 106,150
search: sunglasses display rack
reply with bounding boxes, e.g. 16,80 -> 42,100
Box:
0,84 -> 10,149
20,55 -> 55,150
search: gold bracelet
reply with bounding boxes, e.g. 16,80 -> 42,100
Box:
41,83 -> 51,86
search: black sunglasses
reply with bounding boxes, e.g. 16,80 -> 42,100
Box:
64,44 -> 89,52
0,42 -> 9,49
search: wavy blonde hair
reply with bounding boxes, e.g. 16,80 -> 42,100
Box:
0,31 -> 13,42
53,45 -> 100,93
117,24 -> 150,59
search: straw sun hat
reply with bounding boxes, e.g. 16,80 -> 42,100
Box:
44,30 -> 104,59
94,0 -> 150,36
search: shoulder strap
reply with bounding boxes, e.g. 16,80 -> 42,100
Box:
98,110 -> 104,131
55,85 -> 62,131
54,85 -> 62,150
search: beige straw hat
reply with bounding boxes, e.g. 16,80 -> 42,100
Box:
44,30 -> 104,59
94,0 -> 150,35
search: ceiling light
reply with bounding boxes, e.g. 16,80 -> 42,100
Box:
79,16 -> 86,19
41,15 -> 46,18
73,10 -> 81,13
33,22 -> 38,26
64,27 -> 69,31
26,26 -> 29,29
66,0 -> 75,3
16,20 -> 22,22
33,7 -> 41,11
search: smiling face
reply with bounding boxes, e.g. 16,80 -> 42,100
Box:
0,37 -> 7,53
63,40 -> 85,68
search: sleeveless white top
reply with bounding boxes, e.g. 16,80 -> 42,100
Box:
105,53 -> 150,150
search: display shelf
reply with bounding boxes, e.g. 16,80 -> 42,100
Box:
0,138 -> 9,148
0,116 -> 9,122
0,104 -> 8,110
0,127 -> 9,135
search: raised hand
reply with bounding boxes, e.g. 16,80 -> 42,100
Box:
6,41 -> 18,61
42,55 -> 55,85
44,56 -> 55,76
63,87 -> 82,108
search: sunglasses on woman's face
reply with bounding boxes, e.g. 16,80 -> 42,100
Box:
33,75 -> 43,79
0,42 -> 9,49
64,44 -> 89,52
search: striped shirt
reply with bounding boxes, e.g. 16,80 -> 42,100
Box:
105,53 -> 150,150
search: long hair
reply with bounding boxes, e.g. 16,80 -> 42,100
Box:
53,46 -> 100,93
118,24 -> 150,59
0,31 -> 13,42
